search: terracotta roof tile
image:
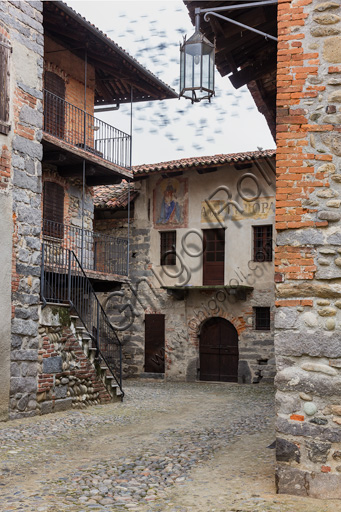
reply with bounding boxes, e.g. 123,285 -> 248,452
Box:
94,181 -> 138,209
133,149 -> 276,176
94,149 -> 276,209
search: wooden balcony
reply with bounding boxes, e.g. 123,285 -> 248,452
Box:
42,90 -> 132,185
42,219 -> 129,283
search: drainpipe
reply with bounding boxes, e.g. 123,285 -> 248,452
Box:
81,47 -> 87,267
127,86 -> 133,277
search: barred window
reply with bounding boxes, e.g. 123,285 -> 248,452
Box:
254,307 -> 271,331
160,231 -> 176,266
253,225 -> 273,262
0,32 -> 11,135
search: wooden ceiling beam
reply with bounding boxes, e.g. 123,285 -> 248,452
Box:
228,56 -> 276,89
95,72 -> 115,103
215,21 -> 276,56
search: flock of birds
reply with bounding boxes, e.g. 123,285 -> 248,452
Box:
68,1 -> 266,163
105,3 -> 257,155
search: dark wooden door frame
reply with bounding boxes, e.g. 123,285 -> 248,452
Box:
144,313 -> 165,373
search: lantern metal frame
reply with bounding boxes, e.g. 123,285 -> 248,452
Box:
180,0 -> 278,102
180,30 -> 215,103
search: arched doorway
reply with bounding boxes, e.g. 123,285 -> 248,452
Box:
199,317 -> 239,382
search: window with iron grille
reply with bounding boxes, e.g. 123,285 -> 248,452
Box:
43,181 -> 65,238
254,307 -> 271,331
253,225 -> 273,262
160,231 -> 176,266
0,33 -> 11,135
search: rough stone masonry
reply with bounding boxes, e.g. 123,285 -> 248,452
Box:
275,0 -> 341,498
0,1 -> 43,420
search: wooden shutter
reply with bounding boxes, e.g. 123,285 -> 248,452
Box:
145,314 -> 165,373
43,181 -> 64,238
0,34 -> 10,134
44,71 -> 65,138
203,229 -> 225,285
160,231 -> 176,265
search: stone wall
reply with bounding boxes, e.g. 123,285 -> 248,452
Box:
36,305 -> 113,415
101,233 -> 276,383
275,0 -> 341,498
42,166 -> 94,230
0,1 -> 44,420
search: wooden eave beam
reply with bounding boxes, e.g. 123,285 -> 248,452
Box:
229,56 -> 276,89
215,20 -> 277,57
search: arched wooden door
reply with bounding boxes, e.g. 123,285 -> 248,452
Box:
200,317 -> 239,382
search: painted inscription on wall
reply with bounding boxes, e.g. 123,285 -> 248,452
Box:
201,196 -> 274,223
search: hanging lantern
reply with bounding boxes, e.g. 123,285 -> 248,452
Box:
180,30 -> 215,103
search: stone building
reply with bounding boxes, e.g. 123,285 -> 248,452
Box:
0,1 -> 176,420
94,150 -> 276,384
184,0 -> 341,500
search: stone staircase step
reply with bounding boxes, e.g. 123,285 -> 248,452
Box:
70,312 -> 123,403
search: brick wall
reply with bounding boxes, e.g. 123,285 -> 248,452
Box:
275,0 -> 341,498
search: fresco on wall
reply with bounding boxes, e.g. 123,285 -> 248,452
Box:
201,196 -> 275,224
154,177 -> 188,228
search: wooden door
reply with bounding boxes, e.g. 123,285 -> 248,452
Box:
43,181 -> 64,238
44,71 -> 65,138
203,229 -> 225,285
145,314 -> 165,373
200,317 -> 238,382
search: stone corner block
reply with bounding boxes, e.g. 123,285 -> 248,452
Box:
42,356 -> 62,374
41,401 -> 53,415
275,465 -> 308,497
53,398 -> 73,412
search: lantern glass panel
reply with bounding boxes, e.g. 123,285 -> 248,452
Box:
180,49 -> 185,91
202,52 -> 210,90
209,50 -> 214,90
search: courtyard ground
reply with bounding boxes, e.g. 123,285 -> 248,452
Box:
0,380 -> 341,512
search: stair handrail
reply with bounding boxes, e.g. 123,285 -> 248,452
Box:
67,249 -> 124,399
41,242 -> 124,399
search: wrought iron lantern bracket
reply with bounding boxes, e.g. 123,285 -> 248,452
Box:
199,0 -> 278,43
180,0 -> 278,102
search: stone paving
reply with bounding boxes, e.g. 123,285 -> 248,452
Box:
1,380 -> 341,512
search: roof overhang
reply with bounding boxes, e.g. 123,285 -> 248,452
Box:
184,1 -> 277,138
133,150 -> 276,178
43,1 -> 178,105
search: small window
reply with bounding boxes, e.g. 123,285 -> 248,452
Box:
0,33 -> 11,135
43,181 -> 64,238
254,307 -> 271,331
160,231 -> 176,266
253,225 -> 273,262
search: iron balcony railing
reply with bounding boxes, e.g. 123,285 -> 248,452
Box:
43,89 -> 131,168
43,219 -> 128,276
41,244 -> 124,398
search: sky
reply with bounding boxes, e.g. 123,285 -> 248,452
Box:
66,0 -> 276,166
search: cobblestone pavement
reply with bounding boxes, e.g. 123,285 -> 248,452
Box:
1,380 -> 341,512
